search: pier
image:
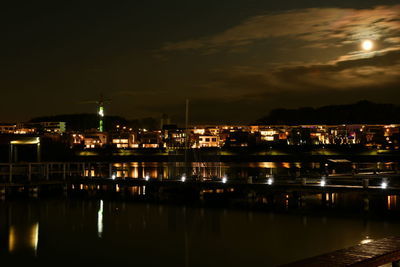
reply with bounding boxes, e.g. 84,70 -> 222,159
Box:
0,162 -> 399,202
282,236 -> 400,267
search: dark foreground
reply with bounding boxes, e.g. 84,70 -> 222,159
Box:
1,196 -> 400,267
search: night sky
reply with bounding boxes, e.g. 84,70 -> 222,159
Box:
1,1 -> 399,124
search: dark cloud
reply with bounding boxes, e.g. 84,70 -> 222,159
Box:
162,5 -> 400,55
200,49 -> 400,96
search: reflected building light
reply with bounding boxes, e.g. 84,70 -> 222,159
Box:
9,223 -> 39,255
98,200 -> 104,238
331,193 -> 337,205
132,167 -> 139,179
151,169 -> 158,179
181,174 -> 186,182
387,195 -> 397,210
285,194 -> 289,209
381,180 -> 388,189
9,226 -> 16,252
32,223 -> 39,254
320,179 -> 326,187
256,162 -> 276,168
267,178 -> 274,185
222,176 -> 227,184
282,162 -> 290,169
129,186 -> 139,196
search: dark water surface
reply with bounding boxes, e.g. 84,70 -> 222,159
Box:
1,198 -> 400,266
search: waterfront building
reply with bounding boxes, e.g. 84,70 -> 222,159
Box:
139,130 -> 162,148
111,132 -> 137,148
197,135 -> 220,148
0,124 -> 17,134
83,132 -> 108,149
39,121 -> 66,133
2,119 -> 400,149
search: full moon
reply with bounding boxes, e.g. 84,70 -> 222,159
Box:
362,40 -> 374,51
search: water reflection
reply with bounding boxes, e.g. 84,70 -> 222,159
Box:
8,223 -> 39,256
97,200 -> 103,238
76,161 -> 400,182
110,162 -> 302,179
387,195 -> 398,210
2,200 -> 400,266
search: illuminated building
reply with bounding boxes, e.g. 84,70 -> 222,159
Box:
83,132 -> 108,148
207,127 -> 220,135
260,129 -> 277,142
198,135 -> 220,147
192,127 -> 205,135
39,121 -> 66,133
139,131 -> 162,148
71,133 -> 84,147
0,124 -> 17,134
162,125 -> 186,148
111,133 -> 137,148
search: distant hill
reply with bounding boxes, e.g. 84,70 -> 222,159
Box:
30,114 -> 159,131
30,114 -> 127,131
256,101 -> 400,125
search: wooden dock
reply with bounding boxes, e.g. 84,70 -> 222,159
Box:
1,161 -> 400,197
281,236 -> 400,267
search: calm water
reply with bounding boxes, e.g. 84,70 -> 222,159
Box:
1,198 -> 400,266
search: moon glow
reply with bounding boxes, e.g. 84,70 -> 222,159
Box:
362,40 -> 374,51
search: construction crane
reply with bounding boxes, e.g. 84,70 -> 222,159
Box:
80,94 -> 111,132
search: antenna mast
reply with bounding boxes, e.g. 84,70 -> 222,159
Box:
184,99 -> 189,176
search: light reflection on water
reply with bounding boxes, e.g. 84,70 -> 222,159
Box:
79,161 -> 399,180
72,184 -> 400,213
97,200 -> 103,238
387,195 -> 398,210
8,223 -> 39,255
1,199 -> 400,266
